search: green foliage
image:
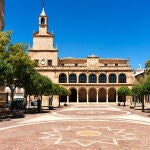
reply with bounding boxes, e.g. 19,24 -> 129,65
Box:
50,84 -> 71,96
0,31 -> 37,101
143,75 -> 150,95
145,60 -> 150,74
0,31 -> 12,54
0,30 -> 70,101
117,86 -> 132,96
132,84 -> 145,96
59,86 -> 71,96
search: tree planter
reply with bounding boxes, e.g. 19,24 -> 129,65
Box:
12,110 -> 25,118
64,103 -> 68,106
118,103 -> 121,106
130,105 -> 134,109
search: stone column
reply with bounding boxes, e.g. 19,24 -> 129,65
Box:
116,94 -> 118,103
77,91 -> 79,103
116,73 -> 118,83
67,73 -> 69,83
77,74 -> 79,83
67,96 -> 69,103
96,91 -> 99,103
87,92 -> 89,103
87,73 -> 89,83
106,88 -> 108,103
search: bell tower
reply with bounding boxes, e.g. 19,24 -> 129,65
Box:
28,1 -> 58,67
39,7 -> 48,35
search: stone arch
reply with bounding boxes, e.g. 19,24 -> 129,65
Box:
59,73 -> 67,83
79,73 -> 87,83
79,88 -> 87,102
98,88 -> 106,102
69,73 -> 77,83
118,73 -> 126,83
89,88 -> 97,102
108,88 -> 116,102
109,73 -> 117,83
69,88 -> 77,102
89,73 -> 97,83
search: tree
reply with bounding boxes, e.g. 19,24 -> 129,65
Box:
48,84 -> 71,108
58,86 -> 71,107
117,86 -> 132,107
0,31 -> 35,109
143,75 -> 150,104
145,60 -> 150,75
132,84 -> 145,111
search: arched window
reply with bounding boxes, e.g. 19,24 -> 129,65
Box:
41,17 -> 45,25
69,73 -> 77,83
59,73 -> 67,83
89,74 -> 97,83
109,74 -> 116,83
99,74 -> 107,83
79,73 -> 87,83
119,73 -> 126,83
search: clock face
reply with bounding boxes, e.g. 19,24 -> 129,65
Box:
91,59 -> 95,64
41,58 -> 46,65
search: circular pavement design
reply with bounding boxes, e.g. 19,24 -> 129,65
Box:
57,109 -> 128,116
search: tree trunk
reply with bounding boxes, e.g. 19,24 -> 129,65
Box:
9,86 -> 15,111
123,96 -> 126,107
24,93 -> 28,113
59,98 -> 60,107
49,95 -> 53,110
141,96 -> 145,112
134,96 -> 137,108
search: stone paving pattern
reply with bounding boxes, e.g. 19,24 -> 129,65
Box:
0,104 -> 150,150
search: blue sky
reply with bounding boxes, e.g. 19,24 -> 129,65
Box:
4,0 -> 150,69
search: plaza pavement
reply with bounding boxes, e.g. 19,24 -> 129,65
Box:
0,104 -> 150,150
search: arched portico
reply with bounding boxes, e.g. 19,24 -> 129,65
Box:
79,88 -> 87,102
98,88 -> 106,102
89,88 -> 97,102
108,88 -> 116,102
69,88 -> 77,102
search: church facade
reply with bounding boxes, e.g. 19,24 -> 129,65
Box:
29,8 -> 134,106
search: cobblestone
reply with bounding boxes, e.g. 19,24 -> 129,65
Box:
0,104 -> 150,150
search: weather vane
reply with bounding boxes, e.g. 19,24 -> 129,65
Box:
42,0 -> 45,8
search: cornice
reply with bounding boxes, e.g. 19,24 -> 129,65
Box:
28,50 -> 58,52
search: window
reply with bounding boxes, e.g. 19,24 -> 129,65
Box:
119,73 -> 126,83
69,74 -> 77,83
75,63 -> 78,67
48,60 -> 52,66
115,63 -> 118,67
99,74 -> 107,83
104,63 -> 108,67
79,73 -> 87,83
89,74 -> 97,83
41,17 -> 45,25
34,59 -> 39,65
61,64 -> 64,67
109,74 -> 117,83
59,73 -> 67,83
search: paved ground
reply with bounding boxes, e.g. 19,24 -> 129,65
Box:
0,104 -> 150,150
